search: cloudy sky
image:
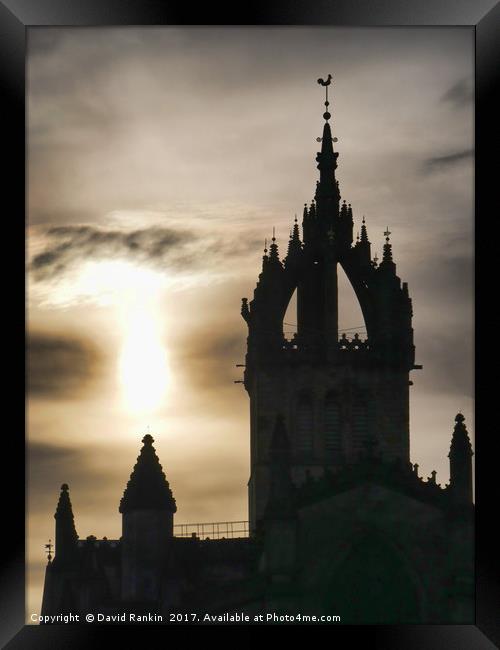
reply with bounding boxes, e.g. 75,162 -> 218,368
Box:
27,26 -> 474,618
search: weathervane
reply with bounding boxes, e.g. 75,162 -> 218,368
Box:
317,74 -> 333,120
316,74 -> 338,144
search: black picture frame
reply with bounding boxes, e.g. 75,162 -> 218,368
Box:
2,1 -> 498,647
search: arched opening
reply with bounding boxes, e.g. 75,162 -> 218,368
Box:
283,287 -> 298,342
324,392 -> 341,457
296,394 -> 313,454
324,535 -> 421,623
337,264 -> 366,341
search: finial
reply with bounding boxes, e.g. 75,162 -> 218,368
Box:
384,227 -> 391,242
272,226 -> 276,242
61,483 -> 69,492
294,214 -> 298,223
317,74 -> 333,120
373,252 -> 379,265
142,433 -> 154,445
455,413 -> 465,423
264,238 -> 268,254
45,539 -> 53,563
362,216 -> 366,224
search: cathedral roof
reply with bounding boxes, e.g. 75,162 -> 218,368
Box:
119,434 -> 177,514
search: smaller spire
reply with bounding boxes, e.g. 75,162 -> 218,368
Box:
449,413 -> 473,458
286,215 -> 302,261
360,216 -> 370,244
448,413 -> 474,503
382,227 -> 393,263
54,483 -> 78,563
268,229 -> 280,263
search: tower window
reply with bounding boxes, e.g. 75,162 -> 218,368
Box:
325,394 -> 341,454
296,396 -> 313,453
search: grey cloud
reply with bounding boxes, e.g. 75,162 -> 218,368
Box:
27,332 -> 104,398
441,78 -> 474,108
30,225 -> 193,280
30,223 -> 267,281
421,149 -> 474,174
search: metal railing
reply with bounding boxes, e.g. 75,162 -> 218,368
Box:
174,521 -> 249,540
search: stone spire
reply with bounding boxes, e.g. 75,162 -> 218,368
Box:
379,227 -> 396,274
286,215 -> 302,264
357,216 -> 372,266
360,216 -> 369,244
448,413 -> 474,503
268,228 -> 281,265
54,483 -> 78,563
119,434 -> 177,514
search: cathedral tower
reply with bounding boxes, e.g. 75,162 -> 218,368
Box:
242,76 -> 419,532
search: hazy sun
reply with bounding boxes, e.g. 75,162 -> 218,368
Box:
118,298 -> 170,414
38,257 -> 172,415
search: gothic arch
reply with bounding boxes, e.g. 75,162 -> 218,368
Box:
339,254 -> 376,339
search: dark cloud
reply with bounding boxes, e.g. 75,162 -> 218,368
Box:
30,225 -> 194,280
441,78 -> 474,108
421,149 -> 474,174
30,223 -> 266,281
27,332 -> 104,398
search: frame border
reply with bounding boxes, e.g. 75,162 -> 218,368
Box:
2,1 -> 498,646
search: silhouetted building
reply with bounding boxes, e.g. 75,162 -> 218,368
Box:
41,79 -> 474,624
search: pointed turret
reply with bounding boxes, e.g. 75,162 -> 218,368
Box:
121,433 -> 177,602
268,229 -> 281,266
356,216 -> 372,266
54,483 -> 78,565
448,413 -> 474,503
120,434 -> 176,515
379,227 -> 396,274
285,216 -> 302,267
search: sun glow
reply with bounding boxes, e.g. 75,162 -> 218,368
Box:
118,300 -> 170,415
35,258 -> 172,415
